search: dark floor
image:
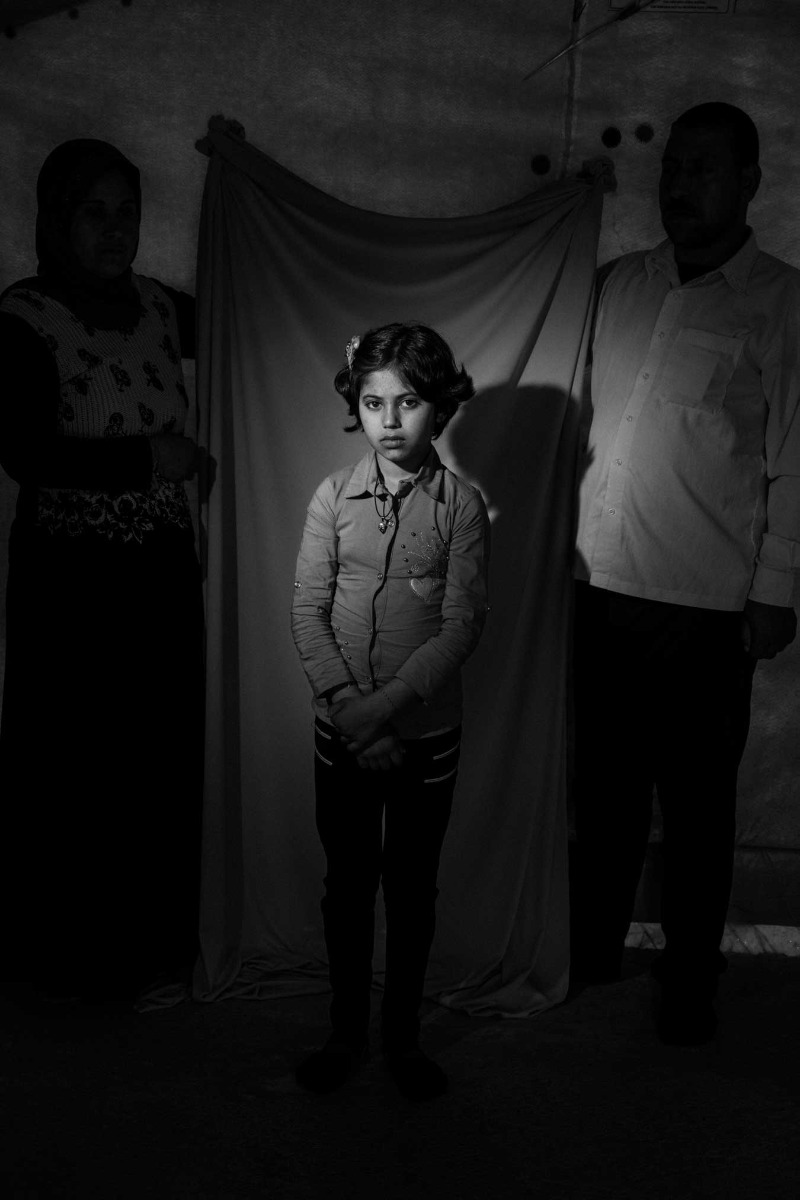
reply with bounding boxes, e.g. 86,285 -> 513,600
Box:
2,950 -> 799,1200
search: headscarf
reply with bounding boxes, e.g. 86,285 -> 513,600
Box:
34,138 -> 143,330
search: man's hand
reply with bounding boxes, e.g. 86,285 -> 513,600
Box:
355,732 -> 406,772
741,599 -> 797,659
329,694 -> 387,755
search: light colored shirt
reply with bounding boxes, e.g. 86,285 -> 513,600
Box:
575,232 -> 800,610
291,446 -> 490,738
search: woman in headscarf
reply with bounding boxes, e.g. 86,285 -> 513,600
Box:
0,139 -> 204,1007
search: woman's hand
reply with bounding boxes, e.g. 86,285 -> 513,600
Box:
329,693 -> 388,755
355,731 -> 405,772
150,433 -> 201,482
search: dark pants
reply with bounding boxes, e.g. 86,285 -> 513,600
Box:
313,717 -> 460,1052
570,582 -> 756,990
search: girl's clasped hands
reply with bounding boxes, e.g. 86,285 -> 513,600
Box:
329,691 -> 406,771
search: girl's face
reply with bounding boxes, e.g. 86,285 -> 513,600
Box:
69,170 -> 140,280
358,367 -> 437,478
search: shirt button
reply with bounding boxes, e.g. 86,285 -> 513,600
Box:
346,655 -> 352,660
626,415 -> 633,422
377,573 -> 383,579
411,531 -> 417,537
407,570 -> 413,574
615,458 -> 622,465
400,544 -> 406,549
608,508 -> 616,515
404,557 -> 409,562
658,332 -> 665,339
642,372 -> 649,380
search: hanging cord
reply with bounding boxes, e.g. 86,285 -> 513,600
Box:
556,2 -> 587,179
523,0 -> 659,83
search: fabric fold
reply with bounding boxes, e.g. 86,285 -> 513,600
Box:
194,124 -> 602,1014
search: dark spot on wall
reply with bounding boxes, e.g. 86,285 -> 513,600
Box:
635,124 -> 655,143
530,154 -> 551,175
601,127 -> 622,149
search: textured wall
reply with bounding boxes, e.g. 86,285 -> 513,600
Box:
571,0 -> 800,266
0,0 -> 574,291
2,2 -> 798,281
0,0 -> 798,887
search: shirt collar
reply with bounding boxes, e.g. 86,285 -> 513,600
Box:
645,227 -> 760,293
345,445 -> 444,500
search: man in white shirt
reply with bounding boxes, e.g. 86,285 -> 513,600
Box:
570,103 -> 799,1044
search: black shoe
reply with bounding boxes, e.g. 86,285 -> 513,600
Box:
657,993 -> 718,1046
295,1037 -> 369,1094
651,951 -> 727,991
385,1047 -> 448,1101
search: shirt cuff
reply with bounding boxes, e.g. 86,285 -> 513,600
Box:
393,661 -> 439,705
747,564 -> 798,608
304,665 -> 357,701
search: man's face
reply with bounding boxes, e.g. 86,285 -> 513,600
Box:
659,124 -> 756,251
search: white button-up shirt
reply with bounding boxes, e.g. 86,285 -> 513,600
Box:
575,232 -> 800,610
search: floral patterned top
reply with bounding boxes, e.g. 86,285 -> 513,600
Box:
0,274 -> 192,543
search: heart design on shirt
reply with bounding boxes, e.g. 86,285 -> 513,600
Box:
410,576 -> 438,602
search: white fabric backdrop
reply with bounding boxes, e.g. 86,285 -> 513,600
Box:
192,124 -> 602,1015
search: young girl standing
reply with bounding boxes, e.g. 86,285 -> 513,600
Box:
291,322 -> 490,1101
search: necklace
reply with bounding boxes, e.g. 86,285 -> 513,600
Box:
374,480 -> 396,534
373,476 -> 412,534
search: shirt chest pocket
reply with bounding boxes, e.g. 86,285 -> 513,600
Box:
657,328 -> 745,413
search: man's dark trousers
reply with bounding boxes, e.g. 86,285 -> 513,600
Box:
569,581 -> 757,992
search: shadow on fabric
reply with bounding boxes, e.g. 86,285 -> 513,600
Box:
428,382 -> 584,1015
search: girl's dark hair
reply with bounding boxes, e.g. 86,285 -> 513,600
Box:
334,322 -> 474,439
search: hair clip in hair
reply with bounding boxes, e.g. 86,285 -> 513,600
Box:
345,335 -> 361,369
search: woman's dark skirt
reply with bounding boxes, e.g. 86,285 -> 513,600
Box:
0,520 -> 204,999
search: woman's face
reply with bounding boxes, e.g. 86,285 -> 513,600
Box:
69,170 -> 139,280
